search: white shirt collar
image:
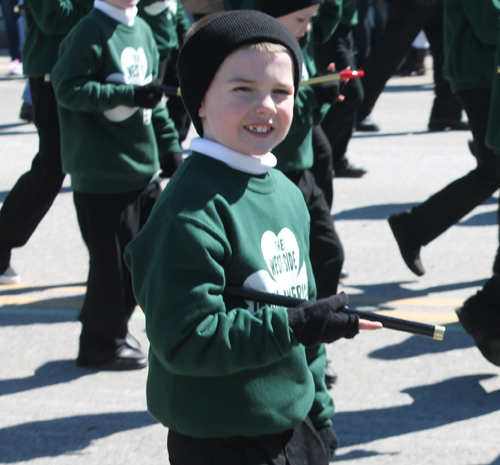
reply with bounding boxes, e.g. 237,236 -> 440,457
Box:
94,0 -> 137,26
190,138 -> 277,175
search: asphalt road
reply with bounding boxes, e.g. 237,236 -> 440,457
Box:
1,51 -> 500,465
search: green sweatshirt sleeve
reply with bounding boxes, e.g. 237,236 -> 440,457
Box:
52,27 -> 135,112
151,104 -> 182,156
463,0 -> 500,45
125,210 -> 298,378
26,0 -> 92,35
306,344 -> 335,429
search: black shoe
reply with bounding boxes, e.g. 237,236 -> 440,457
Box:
324,362 -> 338,387
388,212 -> 425,276
19,102 -> 33,123
77,340 -> 147,370
335,164 -> 367,178
355,115 -> 380,132
456,297 -> 500,366
428,119 -> 470,131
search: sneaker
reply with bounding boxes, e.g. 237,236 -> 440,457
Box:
355,115 -> 380,132
0,266 -> 21,284
335,164 -> 367,178
340,268 -> 349,279
77,340 -> 147,370
428,118 -> 470,131
456,297 -> 500,366
8,59 -> 23,76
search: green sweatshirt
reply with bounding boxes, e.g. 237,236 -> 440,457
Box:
486,0 -> 500,150
137,0 -> 190,59
125,151 -> 335,438
51,9 -> 181,193
443,0 -> 499,92
23,0 -> 93,77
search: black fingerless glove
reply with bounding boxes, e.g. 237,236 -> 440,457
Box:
133,82 -> 164,108
415,0 -> 437,7
287,292 -> 359,347
159,152 -> 184,179
311,78 -> 342,105
316,425 -> 339,461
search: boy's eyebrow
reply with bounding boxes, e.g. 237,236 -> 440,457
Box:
228,77 -> 294,86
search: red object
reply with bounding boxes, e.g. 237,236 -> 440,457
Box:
339,69 -> 365,80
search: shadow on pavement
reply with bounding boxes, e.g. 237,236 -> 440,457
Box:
347,279 -> 487,304
0,411 -> 157,463
0,360 -> 94,397
333,374 -> 500,451
0,306 -> 78,326
334,197 -> 497,222
368,323 -> 473,360
0,186 -> 72,203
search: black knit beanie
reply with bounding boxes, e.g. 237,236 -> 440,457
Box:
254,0 -> 323,19
177,10 -> 303,136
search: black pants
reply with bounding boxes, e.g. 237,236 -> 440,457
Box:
403,88 -> 499,246
316,25 -> 364,171
0,77 -> 65,272
286,170 -> 344,298
74,181 -> 161,355
352,0 -> 388,68
310,126 -> 334,209
358,0 -> 462,123
168,418 -> 328,465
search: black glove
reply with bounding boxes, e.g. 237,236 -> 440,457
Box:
415,0 -> 438,7
286,292 -> 359,347
159,152 -> 184,178
316,425 -> 339,461
133,82 -> 164,109
311,77 -> 342,106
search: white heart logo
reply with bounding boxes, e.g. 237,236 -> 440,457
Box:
242,228 -> 309,312
103,47 -> 153,122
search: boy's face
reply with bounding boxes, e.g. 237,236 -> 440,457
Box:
277,4 -> 320,40
104,0 -> 139,10
199,48 -> 295,156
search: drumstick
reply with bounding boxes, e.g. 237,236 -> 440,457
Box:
224,286 -> 445,341
159,70 -> 365,98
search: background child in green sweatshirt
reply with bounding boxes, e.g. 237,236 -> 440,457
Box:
51,0 -> 181,370
125,10 -> 381,464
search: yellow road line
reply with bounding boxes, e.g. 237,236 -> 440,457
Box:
0,285 -> 463,325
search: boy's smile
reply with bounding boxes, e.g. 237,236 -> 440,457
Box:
199,47 -> 295,157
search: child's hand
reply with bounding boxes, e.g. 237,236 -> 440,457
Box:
133,82 -> 164,109
359,319 -> 383,330
287,292 -> 359,347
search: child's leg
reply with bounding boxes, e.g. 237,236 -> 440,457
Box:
0,78 -> 65,274
73,181 -> 161,366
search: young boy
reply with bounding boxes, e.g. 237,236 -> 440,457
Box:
125,10 -> 381,463
0,0 -> 92,284
51,0 -> 182,370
